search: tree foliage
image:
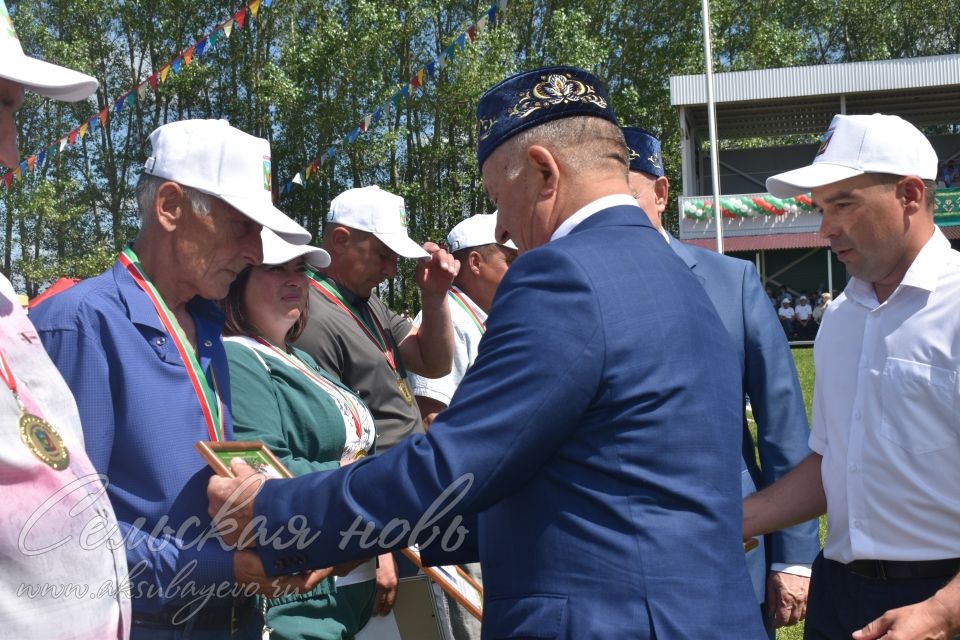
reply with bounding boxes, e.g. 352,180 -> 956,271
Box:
4,0 -> 959,303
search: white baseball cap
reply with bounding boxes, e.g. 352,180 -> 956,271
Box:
143,119 -> 311,244
328,186 -> 428,259
0,0 -> 98,101
767,114 -> 938,198
261,228 -> 330,268
447,212 -> 517,252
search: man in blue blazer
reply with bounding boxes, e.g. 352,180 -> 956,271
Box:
208,67 -> 765,639
623,127 -> 819,634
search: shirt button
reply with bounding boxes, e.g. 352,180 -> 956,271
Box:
854,411 -> 862,421
203,339 -> 213,348
853,519 -> 862,529
849,464 -> 859,473
155,337 -> 166,346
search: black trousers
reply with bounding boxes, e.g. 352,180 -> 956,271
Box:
805,551 -> 955,639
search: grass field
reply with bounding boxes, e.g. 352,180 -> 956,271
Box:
760,347 -> 822,640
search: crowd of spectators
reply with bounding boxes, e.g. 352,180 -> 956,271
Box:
766,285 -> 834,340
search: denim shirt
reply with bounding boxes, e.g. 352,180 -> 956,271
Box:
31,260 -> 237,615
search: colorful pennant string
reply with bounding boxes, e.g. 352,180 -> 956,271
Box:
278,0 -> 507,196
1,0 -> 274,190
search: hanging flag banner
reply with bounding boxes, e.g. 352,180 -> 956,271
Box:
280,0 -> 507,195
1,0 -> 277,190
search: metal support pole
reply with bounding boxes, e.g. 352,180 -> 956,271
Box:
701,0 -> 723,254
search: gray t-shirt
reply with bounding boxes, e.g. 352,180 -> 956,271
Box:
295,278 -> 424,451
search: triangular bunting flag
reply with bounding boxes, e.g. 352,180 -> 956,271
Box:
311,160 -> 319,174
209,30 -> 220,47
37,150 -> 46,168
68,129 -> 79,144
487,5 -> 497,25
223,20 -> 233,38
292,172 -> 303,185
99,108 -> 109,126
148,73 -> 159,91
114,95 -> 126,114
59,137 -> 67,152
125,93 -> 136,109
183,46 -> 195,66
498,0 -> 508,12
410,71 -> 421,90
446,44 -> 456,63
88,115 -> 99,135
264,0 -> 273,7
426,61 -> 436,78
468,26 -> 477,42
359,118 -> 366,133
477,14 -> 489,32
137,83 -> 150,98
234,7 -> 247,30
326,146 -> 335,158
18,161 -> 26,176
346,128 -> 359,144
457,33 -> 466,50
250,0 -> 261,18
391,91 -> 402,108
79,122 -> 89,139
372,108 -> 383,125
305,163 -> 313,180
3,172 -> 12,189
196,38 -> 208,57
172,58 -> 182,75
26,156 -> 36,171
363,114 -> 372,131
400,84 -> 410,98
160,65 -> 171,83
417,68 -> 425,86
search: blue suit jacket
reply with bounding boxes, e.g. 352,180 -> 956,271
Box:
670,238 -> 819,602
256,205 -> 765,639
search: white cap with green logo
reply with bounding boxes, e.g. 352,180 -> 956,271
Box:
0,0 -> 98,101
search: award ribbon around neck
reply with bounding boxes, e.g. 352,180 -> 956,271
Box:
117,246 -> 225,442
1,350 -> 70,470
308,274 -> 399,372
251,336 -> 367,440
448,286 -> 486,334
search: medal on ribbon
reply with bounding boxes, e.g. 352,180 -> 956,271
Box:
1,350 -> 70,470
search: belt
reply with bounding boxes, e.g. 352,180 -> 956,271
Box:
846,558 -> 960,581
132,598 -> 253,631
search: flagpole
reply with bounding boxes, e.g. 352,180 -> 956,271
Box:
701,0 -> 724,254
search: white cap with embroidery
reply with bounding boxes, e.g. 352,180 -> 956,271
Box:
447,212 -> 517,252
261,228 -> 330,268
328,185 -> 428,259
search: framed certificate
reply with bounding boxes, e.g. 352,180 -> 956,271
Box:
401,546 -> 483,621
195,440 -> 293,479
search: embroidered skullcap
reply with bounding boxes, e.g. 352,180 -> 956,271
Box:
622,127 -> 665,178
476,65 -> 618,169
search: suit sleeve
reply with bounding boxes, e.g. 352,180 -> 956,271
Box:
740,263 -> 820,566
254,246 -> 605,574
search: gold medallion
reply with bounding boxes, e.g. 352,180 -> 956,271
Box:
397,376 -> 414,406
353,449 -> 368,461
19,412 -> 70,470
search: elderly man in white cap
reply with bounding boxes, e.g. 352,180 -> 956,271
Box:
31,119 -> 317,639
406,212 -> 515,640
0,3 -> 131,638
294,185 -> 457,617
743,113 -> 960,640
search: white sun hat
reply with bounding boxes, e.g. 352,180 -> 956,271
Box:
261,228 -> 330,268
0,0 -> 98,101
142,119 -> 311,244
328,185 -> 429,259
447,212 -> 517,252
766,113 -> 938,198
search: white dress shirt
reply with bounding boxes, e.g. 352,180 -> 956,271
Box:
812,227 -> 960,563
550,194 -> 640,242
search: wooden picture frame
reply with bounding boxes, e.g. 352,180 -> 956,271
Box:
195,440 -> 294,480
401,546 -> 483,621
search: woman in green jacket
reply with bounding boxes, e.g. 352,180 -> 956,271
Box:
221,229 -> 380,639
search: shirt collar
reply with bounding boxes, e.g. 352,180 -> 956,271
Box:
113,260 -> 225,331
550,194 -> 640,242
844,226 -> 948,307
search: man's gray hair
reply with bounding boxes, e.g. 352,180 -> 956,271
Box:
501,116 -> 628,180
135,173 -> 212,222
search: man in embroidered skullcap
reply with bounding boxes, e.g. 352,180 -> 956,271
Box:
207,66 -> 764,639
623,126 -> 817,636
0,2 -> 130,637
32,119 -> 320,638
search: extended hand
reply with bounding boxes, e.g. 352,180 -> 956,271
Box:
207,459 -> 266,548
853,596 -> 959,640
415,242 -> 459,298
766,571 -> 809,628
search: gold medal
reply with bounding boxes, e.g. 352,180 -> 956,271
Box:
397,376 -> 414,406
19,412 -> 70,470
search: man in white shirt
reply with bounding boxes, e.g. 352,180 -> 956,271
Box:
777,297 -> 795,338
743,113 -> 960,640
793,295 -> 814,339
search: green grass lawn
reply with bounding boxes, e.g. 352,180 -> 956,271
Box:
752,347 -> 823,640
